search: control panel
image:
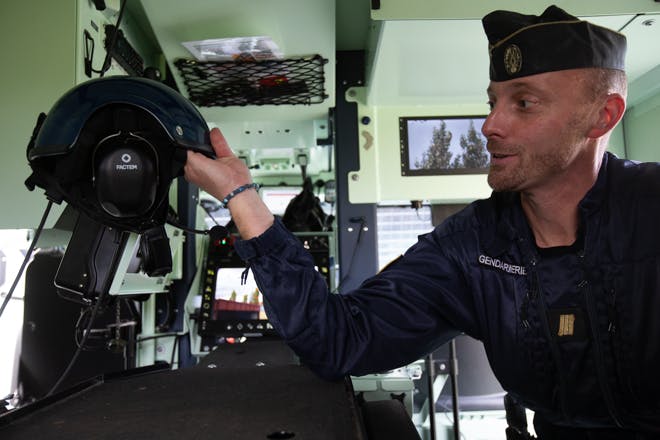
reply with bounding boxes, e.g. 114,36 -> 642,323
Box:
197,232 -> 334,351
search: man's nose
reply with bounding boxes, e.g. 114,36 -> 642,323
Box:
481,107 -> 503,139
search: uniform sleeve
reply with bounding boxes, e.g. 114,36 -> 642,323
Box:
235,217 -> 477,380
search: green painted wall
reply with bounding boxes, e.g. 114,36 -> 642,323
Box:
624,92 -> 660,162
608,124 -> 625,158
0,0 -> 78,229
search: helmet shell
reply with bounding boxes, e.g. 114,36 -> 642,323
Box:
29,76 -> 212,160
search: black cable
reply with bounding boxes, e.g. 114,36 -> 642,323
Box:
167,201 -> 230,241
46,289 -> 108,397
0,201 -> 53,320
166,218 -> 229,242
166,218 -> 209,235
99,0 -> 128,78
74,308 -> 110,351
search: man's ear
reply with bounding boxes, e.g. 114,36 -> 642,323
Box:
587,93 -> 626,139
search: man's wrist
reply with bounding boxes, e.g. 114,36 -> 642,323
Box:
220,183 -> 260,208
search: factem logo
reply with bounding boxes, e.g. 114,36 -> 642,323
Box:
116,153 -> 138,170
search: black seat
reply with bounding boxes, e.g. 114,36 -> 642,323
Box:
361,399 -> 421,440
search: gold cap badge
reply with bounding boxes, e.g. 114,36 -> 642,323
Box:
503,44 -> 522,75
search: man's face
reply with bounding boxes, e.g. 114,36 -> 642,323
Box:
482,69 -> 595,193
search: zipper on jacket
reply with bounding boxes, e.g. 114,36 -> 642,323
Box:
606,287 -> 617,334
529,263 -> 570,422
582,273 -> 625,428
520,289 -> 531,329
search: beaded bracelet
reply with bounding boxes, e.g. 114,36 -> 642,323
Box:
220,183 -> 260,208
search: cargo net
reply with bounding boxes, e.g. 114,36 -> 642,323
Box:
174,55 -> 329,107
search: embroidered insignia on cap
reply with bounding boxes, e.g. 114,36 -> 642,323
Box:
503,44 -> 522,75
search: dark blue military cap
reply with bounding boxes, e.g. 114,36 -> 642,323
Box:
482,5 -> 627,81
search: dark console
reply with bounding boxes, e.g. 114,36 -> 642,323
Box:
197,232 -> 333,350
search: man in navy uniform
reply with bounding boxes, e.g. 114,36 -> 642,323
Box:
185,6 -> 660,438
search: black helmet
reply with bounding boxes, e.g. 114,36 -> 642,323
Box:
26,76 -> 213,233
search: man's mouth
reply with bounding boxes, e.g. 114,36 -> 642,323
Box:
489,152 -> 517,165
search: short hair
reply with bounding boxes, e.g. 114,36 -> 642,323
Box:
584,68 -> 628,101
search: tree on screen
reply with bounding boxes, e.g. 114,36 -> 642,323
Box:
415,121 -> 453,169
454,120 -> 489,168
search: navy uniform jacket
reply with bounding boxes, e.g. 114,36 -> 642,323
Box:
235,152 -> 660,433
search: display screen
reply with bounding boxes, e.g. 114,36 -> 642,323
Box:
400,116 -> 489,176
198,237 -> 274,340
212,267 -> 266,322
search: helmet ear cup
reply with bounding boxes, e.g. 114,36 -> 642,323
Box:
93,132 -> 158,218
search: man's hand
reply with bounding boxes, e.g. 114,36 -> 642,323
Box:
184,127 -> 274,239
184,127 -> 252,202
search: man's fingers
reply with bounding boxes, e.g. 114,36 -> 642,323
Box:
210,127 -> 234,158
184,150 -> 205,182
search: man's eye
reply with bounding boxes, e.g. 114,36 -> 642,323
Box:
487,101 -> 495,111
519,99 -> 538,109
